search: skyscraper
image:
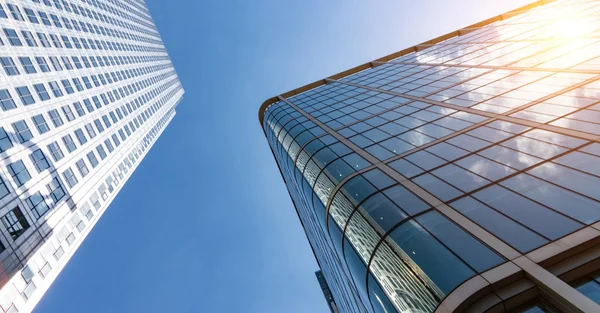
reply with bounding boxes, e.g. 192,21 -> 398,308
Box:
260,0 -> 600,312
0,1 -> 182,312
316,270 -> 340,313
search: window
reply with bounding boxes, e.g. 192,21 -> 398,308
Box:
71,102 -> 84,118
48,81 -> 63,97
62,168 -> 77,188
7,160 -> 31,187
1,207 -> 29,239
74,129 -> 87,145
46,178 -> 65,203
0,127 -> 12,152
94,119 -> 104,133
16,87 -> 35,105
38,11 -> 51,25
18,57 -> 37,74
65,233 -> 75,246
27,193 -> 50,219
53,246 -> 64,260
21,265 -> 35,283
49,57 -> 62,71
48,109 -> 64,127
0,89 -> 16,111
12,120 -> 33,143
29,149 -> 50,172
6,4 -> 24,21
62,56 -> 72,69
62,105 -> 75,121
72,78 -> 83,91
47,142 -> 63,162
83,99 -> 94,112
22,281 -> 36,300
104,139 -> 114,152
24,8 -> 38,23
0,57 -> 19,76
112,134 -> 120,146
35,57 -> 50,72
96,145 -> 107,160
85,124 -> 96,138
61,80 -> 74,94
21,31 -> 37,47
39,261 -> 51,279
49,34 -> 62,48
62,134 -> 76,152
33,84 -> 50,101
3,28 -> 22,46
0,176 -> 9,199
75,159 -> 89,177
0,4 -> 7,19
32,114 -> 50,134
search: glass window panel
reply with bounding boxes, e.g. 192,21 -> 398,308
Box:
324,159 -> 354,184
451,197 -> 547,253
405,151 -> 446,171
387,220 -> 475,294
528,163 -> 600,201
383,185 -> 430,216
501,137 -> 567,159
473,185 -> 582,240
366,145 -> 394,161
447,134 -> 490,152
455,155 -> 517,181
368,274 -> 399,313
360,193 -> 407,233
555,151 -> 600,177
479,145 -> 543,170
343,153 -> 370,170
342,176 -> 377,206
414,174 -> 463,201
363,169 -> 395,190
379,137 -> 414,155
416,211 -> 504,272
501,174 -> 600,224
432,164 -> 490,192
426,142 -> 468,161
388,158 -> 423,178
574,280 -> 600,305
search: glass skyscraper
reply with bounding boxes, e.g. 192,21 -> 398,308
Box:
260,0 -> 600,312
0,1 -> 182,312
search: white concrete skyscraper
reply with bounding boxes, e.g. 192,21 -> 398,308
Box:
0,1 -> 183,312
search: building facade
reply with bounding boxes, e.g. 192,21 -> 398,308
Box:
316,270 -> 340,313
260,0 -> 600,312
0,0 -> 183,312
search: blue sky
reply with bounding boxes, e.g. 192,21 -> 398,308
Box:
33,1 -> 530,312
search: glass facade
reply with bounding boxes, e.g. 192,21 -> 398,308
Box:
0,1 -> 183,312
261,0 -> 600,312
316,270 -> 340,313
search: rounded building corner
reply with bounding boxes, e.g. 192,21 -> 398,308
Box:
258,96 -> 279,127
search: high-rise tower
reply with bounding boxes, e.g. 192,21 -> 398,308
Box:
0,1 -> 183,312
260,0 -> 600,312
